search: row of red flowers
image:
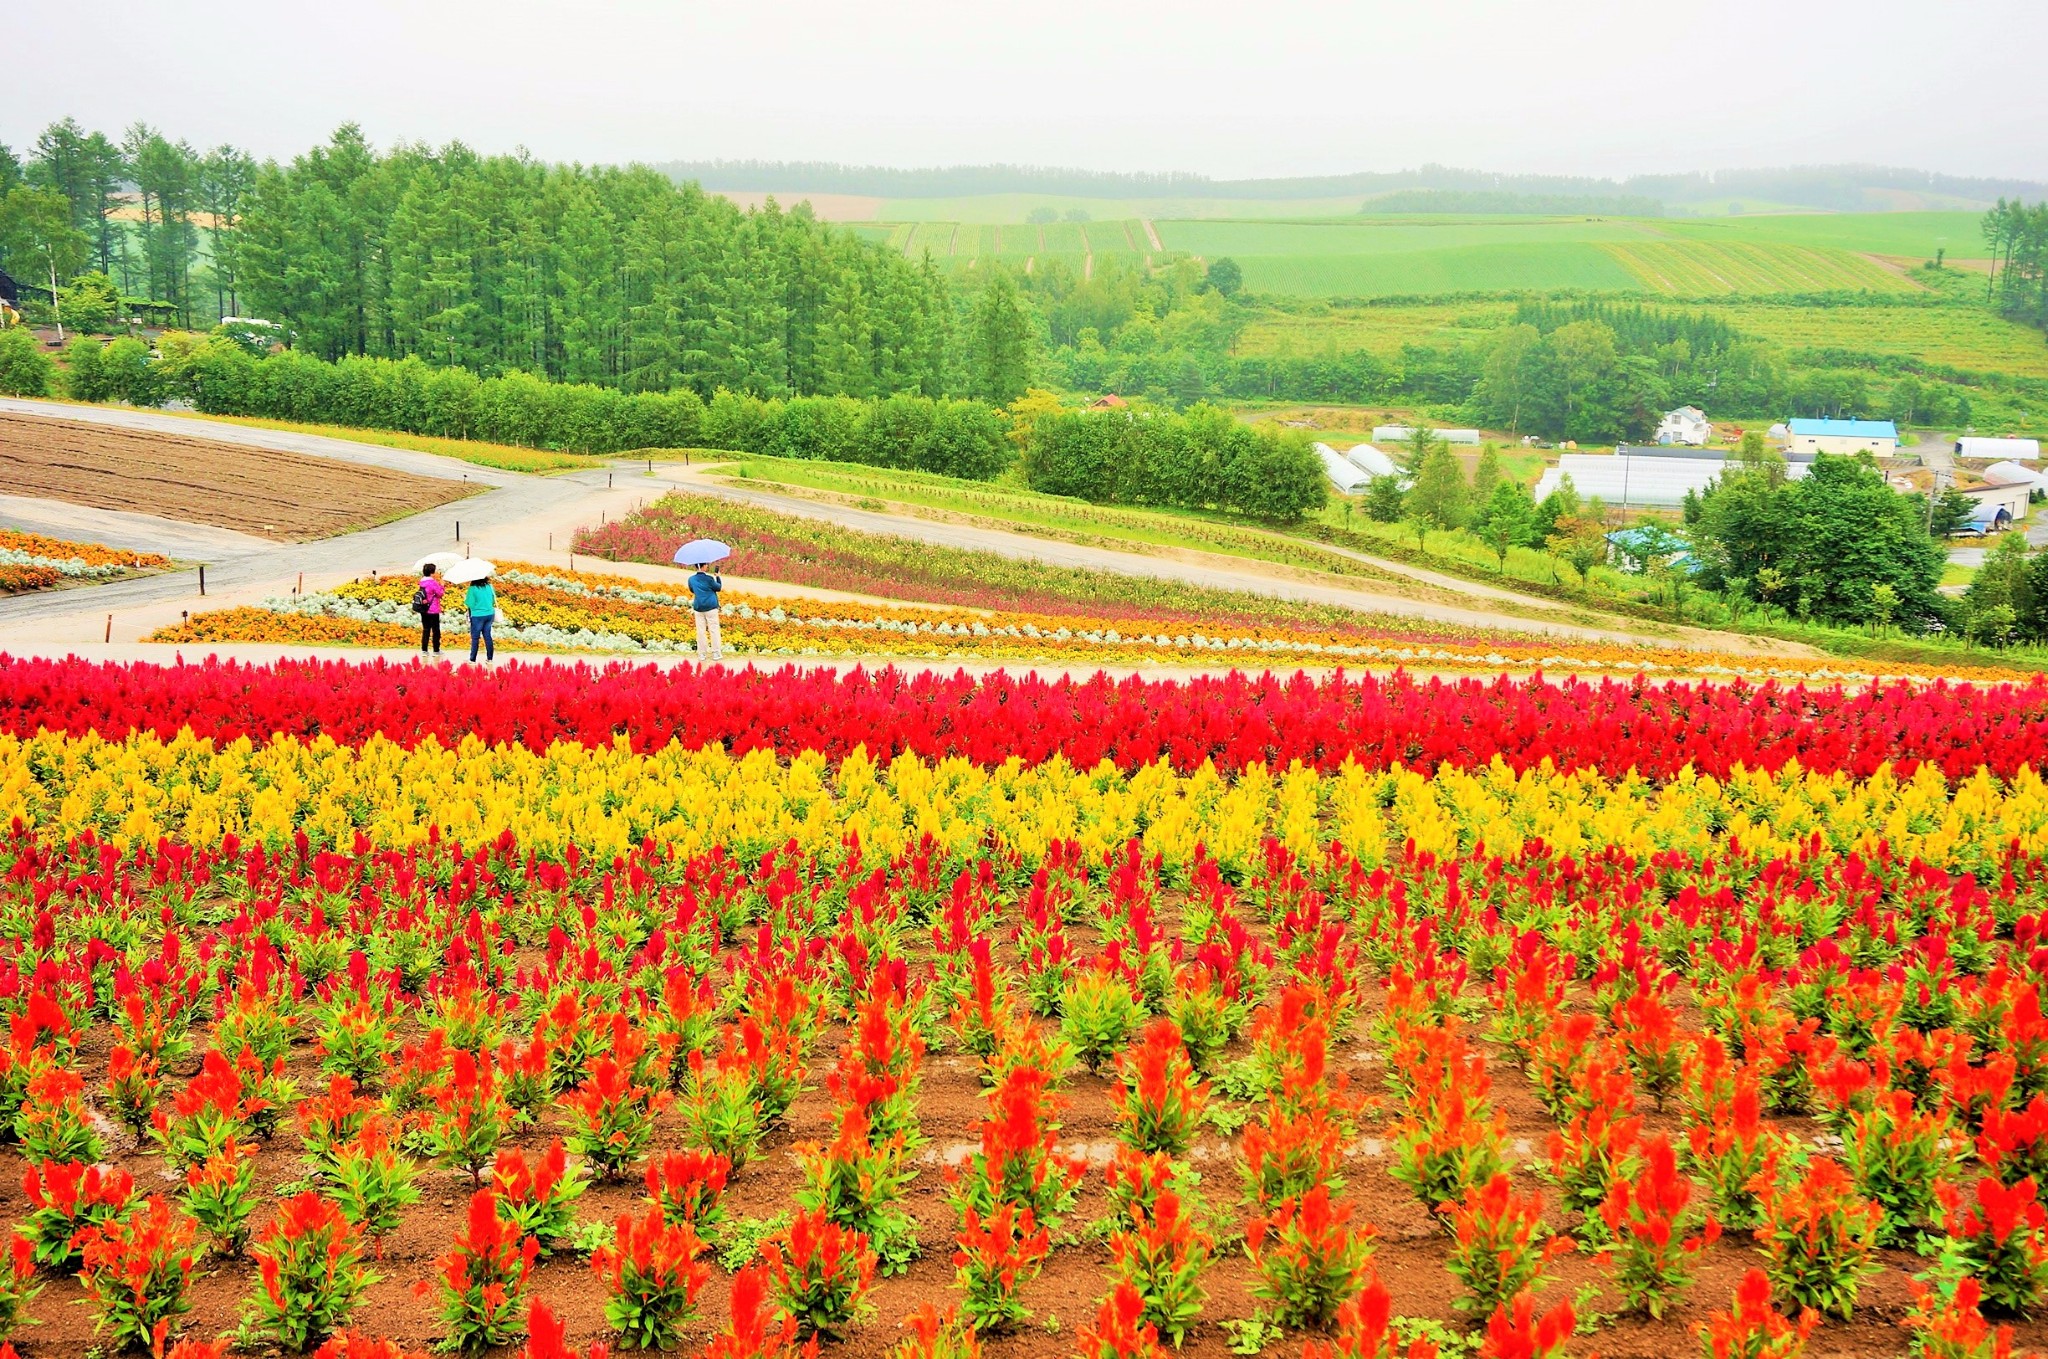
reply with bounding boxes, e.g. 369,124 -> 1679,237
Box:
5,655 -> 2048,779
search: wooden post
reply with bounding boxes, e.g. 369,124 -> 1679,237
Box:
198,564 -> 206,596
455,520 -> 461,542
608,473 -> 613,489
104,615 -> 112,643
296,572 -> 303,595
548,532 -> 553,551
182,611 -> 189,626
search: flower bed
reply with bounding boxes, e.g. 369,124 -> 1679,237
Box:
9,654 -> 2048,779
0,530 -> 171,594
145,560 -> 2017,684
0,653 -> 2045,1355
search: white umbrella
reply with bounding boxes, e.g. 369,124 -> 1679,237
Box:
673,539 -> 732,567
440,558 -> 496,585
412,551 -> 465,576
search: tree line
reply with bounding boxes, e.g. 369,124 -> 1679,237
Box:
1984,199 -> 2048,330
0,119 -> 1042,407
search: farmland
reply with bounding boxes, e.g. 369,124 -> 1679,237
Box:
865,218 -> 1155,274
870,212 -> 1974,296
0,413 -> 474,540
1654,210 -> 1994,260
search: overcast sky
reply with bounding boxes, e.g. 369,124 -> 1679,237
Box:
9,0 -> 2046,181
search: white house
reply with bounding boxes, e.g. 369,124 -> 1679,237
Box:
1654,406 -> 1713,447
1958,437 -> 2043,462
1343,444 -> 1400,478
1785,418 -> 1899,456
1372,425 -> 1481,445
1315,443 -> 1370,494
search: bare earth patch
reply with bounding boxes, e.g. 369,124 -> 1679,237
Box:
0,413 -> 475,541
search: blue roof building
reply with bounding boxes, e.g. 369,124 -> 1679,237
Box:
1785,418 -> 1899,454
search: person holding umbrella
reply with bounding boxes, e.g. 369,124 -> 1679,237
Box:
440,558 -> 500,663
674,539 -> 731,664
466,569 -> 498,663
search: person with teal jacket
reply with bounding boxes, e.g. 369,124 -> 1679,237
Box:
465,575 -> 497,663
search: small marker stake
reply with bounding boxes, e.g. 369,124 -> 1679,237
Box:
198,564 -> 206,596
104,615 -> 112,643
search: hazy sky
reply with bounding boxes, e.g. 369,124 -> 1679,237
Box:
9,0 -> 2046,181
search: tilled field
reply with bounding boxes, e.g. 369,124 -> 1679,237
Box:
0,413 -> 473,540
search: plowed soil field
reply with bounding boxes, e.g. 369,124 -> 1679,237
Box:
0,413 -> 473,540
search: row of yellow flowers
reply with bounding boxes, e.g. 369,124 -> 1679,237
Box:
5,727 -> 2042,872
144,562 -> 2019,684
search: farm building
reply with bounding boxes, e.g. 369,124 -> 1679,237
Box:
1961,480 -> 2033,529
1958,436 -> 2043,461
1531,449 -> 1808,509
1785,418 -> 1898,456
1089,394 -> 1128,409
1654,406 -> 1713,447
1983,461 -> 2048,495
1373,425 -> 1481,445
1315,443 -> 1370,494
1343,444 -> 1400,478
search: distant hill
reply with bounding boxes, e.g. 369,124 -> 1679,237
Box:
656,160 -> 2048,212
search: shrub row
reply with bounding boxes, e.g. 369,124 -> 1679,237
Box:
1021,405 -> 1327,522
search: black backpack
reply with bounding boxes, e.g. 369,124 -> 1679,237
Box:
411,585 -> 429,615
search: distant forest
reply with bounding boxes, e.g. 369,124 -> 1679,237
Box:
658,160 -> 2048,211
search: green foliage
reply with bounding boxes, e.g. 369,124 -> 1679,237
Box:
1021,404 -> 1326,520
1362,472 -> 1406,523
1472,481 -> 1539,568
968,270 -> 1037,404
1689,452 -> 1944,631
57,271 -> 120,334
0,328 -> 53,397
1403,431 -> 1470,539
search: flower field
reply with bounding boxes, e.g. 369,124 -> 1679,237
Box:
146,558 -> 2014,684
0,530 -> 170,595
0,657 -> 2045,1357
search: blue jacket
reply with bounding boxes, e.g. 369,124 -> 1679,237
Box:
688,571 -> 722,613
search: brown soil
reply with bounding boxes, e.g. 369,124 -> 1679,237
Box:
0,413 -> 474,541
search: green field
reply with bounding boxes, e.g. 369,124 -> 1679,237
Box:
1236,294 -> 2048,383
869,215 -> 1155,273
870,211 -> 1994,294
867,194 -> 1373,222
1152,216 -> 1932,297
1714,301 -> 2048,380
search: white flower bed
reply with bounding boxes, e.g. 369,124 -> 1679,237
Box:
0,549 -> 135,579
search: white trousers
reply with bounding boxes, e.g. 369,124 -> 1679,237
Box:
694,608 -> 722,662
